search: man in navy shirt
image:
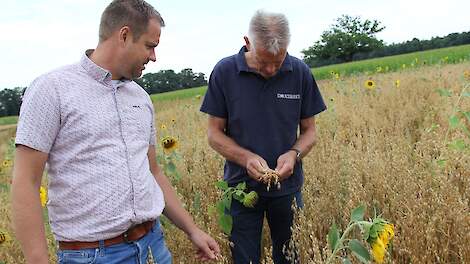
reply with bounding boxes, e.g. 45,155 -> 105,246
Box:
200,10 -> 326,264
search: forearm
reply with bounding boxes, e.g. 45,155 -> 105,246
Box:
208,129 -> 255,167
291,124 -> 317,158
11,177 -> 49,264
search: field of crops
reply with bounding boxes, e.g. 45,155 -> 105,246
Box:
0,49 -> 469,263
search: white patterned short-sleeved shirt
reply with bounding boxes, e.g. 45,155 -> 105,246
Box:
15,50 -> 165,242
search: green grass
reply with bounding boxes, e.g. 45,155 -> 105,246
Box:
150,86 -> 207,102
0,116 -> 18,126
152,45 -> 470,101
312,44 -> 470,79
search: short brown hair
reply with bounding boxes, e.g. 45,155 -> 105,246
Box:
99,0 -> 165,42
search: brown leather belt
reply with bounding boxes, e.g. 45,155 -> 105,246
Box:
58,220 -> 155,250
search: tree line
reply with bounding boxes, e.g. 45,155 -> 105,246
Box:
135,68 -> 207,94
302,15 -> 470,67
2,15 -> 469,117
0,68 -> 207,117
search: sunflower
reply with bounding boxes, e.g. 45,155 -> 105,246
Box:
39,186 -> 47,207
160,124 -> 167,130
367,221 -> 395,264
464,70 -> 470,81
395,80 -> 400,88
0,230 -> 12,244
2,159 -> 12,168
161,136 -> 178,153
242,191 -> 259,208
371,237 -> 386,263
364,80 -> 376,90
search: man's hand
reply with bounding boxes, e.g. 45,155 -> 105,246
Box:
188,228 -> 221,261
275,150 -> 297,181
245,154 -> 269,181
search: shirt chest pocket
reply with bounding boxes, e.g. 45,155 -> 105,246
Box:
122,105 -> 152,142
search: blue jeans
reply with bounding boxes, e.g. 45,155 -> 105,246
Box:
57,220 -> 172,264
229,191 -> 303,264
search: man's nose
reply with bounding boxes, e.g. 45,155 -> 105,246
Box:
149,49 -> 156,62
265,64 -> 276,75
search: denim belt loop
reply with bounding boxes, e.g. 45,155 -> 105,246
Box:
98,240 -> 105,256
152,217 -> 158,233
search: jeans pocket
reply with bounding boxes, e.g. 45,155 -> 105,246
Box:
57,249 -> 97,264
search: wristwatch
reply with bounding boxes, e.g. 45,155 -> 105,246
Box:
289,148 -> 301,161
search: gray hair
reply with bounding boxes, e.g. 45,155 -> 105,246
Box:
99,0 -> 165,43
248,10 -> 290,54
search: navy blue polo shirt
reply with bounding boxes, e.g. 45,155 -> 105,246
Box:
200,46 -> 326,197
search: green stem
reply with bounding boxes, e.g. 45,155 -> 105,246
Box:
444,84 -> 467,144
325,221 -> 369,264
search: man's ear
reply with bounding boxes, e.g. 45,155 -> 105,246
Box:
118,26 -> 132,46
244,36 -> 251,51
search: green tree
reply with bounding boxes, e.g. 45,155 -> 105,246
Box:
136,68 -> 207,95
302,15 -> 385,66
0,87 -> 25,117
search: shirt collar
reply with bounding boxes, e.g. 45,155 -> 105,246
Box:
235,46 -> 293,74
80,49 -> 113,84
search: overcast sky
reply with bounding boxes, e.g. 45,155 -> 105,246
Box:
1,0 -> 469,88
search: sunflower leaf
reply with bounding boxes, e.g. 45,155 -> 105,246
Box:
436,88 -> 452,97
437,159 -> 447,167
218,214 -> 233,235
235,182 -> 246,191
215,180 -> 228,190
233,190 -> 245,202
216,201 -> 225,215
349,239 -> 370,263
222,195 -> 232,210
448,115 -> 460,129
448,139 -> 467,151
327,223 -> 340,252
351,204 -> 365,222
166,161 -> 176,173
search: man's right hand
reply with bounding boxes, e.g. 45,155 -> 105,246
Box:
245,154 -> 269,181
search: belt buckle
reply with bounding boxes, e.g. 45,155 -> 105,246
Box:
122,230 -> 131,243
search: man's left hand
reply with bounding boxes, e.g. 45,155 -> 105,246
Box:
275,150 -> 297,181
188,228 -> 220,261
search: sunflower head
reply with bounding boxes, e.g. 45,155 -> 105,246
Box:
2,159 -> 12,168
464,70 -> 470,81
39,186 -> 47,207
0,230 -> 12,244
242,191 -> 259,208
371,238 -> 386,263
367,219 -> 395,263
161,136 -> 178,153
395,80 -> 400,88
160,124 -> 167,130
364,80 -> 376,90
